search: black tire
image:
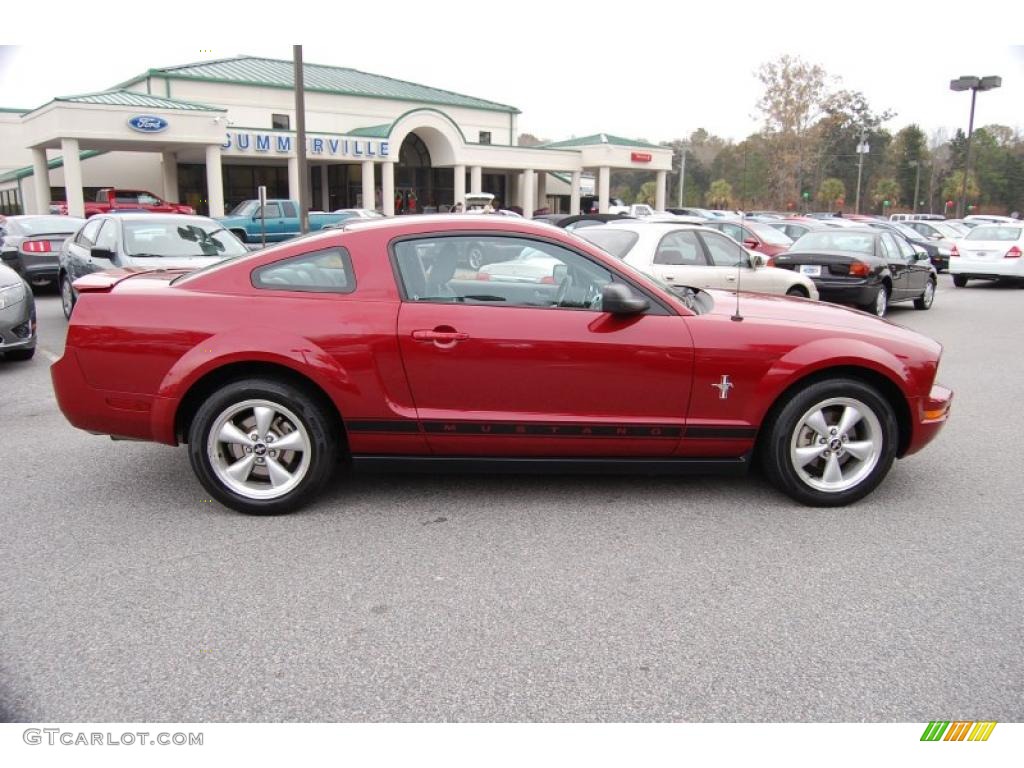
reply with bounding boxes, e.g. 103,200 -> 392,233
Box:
914,278 -> 936,310
188,377 -> 338,515
3,347 -> 35,361
861,283 -> 889,317
760,377 -> 898,507
60,272 -> 76,319
785,286 -> 808,298
230,230 -> 249,244
952,274 -> 968,288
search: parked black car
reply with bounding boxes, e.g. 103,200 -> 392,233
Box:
774,228 -> 936,317
556,213 -> 634,231
0,215 -> 84,289
864,220 -> 949,272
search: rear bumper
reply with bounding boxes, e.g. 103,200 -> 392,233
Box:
949,257 -> 1024,279
904,383 -> 952,457
23,262 -> 59,283
812,279 -> 879,306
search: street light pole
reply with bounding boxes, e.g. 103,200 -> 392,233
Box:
909,160 -> 921,214
950,75 -> 1002,218
854,132 -> 868,215
293,45 -> 310,235
677,145 -> 687,208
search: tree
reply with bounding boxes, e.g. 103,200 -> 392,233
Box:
635,181 -> 657,206
888,125 -> 928,210
871,178 -> 900,212
517,133 -> 546,147
818,177 -> 846,211
707,179 -> 734,208
941,170 -> 980,207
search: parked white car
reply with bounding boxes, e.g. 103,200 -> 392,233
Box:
574,220 -> 819,299
950,224 -> 1024,287
608,202 -> 655,217
331,208 -> 384,219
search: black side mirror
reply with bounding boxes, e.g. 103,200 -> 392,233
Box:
90,246 -> 114,261
602,283 -> 649,315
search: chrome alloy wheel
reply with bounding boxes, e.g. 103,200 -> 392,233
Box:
789,397 -> 883,493
874,286 -> 888,316
921,281 -> 934,307
61,276 -> 75,318
207,398 -> 312,500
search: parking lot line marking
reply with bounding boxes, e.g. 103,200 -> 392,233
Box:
38,347 -> 60,363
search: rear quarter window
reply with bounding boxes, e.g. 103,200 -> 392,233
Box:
252,247 -> 355,293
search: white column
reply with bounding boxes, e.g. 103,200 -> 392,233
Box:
161,152 -> 178,203
361,160 -> 374,210
470,165 -> 482,194
453,164 -> 466,209
205,145 -> 224,218
655,170 -> 667,212
598,166 -> 610,214
570,170 -> 581,215
536,172 -> 547,212
522,168 -> 535,219
287,157 -> 300,202
382,161 -> 395,217
31,148 -> 50,215
320,164 -> 330,211
61,138 -> 85,219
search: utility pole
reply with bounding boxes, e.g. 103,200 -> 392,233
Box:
854,131 -> 869,215
910,160 -> 921,214
950,75 -> 1002,218
293,45 -> 310,234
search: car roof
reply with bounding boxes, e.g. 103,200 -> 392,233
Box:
90,212 -> 218,223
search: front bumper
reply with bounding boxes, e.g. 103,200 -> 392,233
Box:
949,256 -> 1024,279
904,383 -> 952,457
0,296 -> 36,350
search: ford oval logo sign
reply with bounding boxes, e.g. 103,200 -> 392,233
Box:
128,115 -> 168,133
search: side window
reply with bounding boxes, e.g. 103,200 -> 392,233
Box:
654,230 -> 705,265
392,235 -> 616,311
281,201 -> 297,218
879,233 -> 901,261
76,218 -> 104,247
261,202 -> 282,218
700,231 -> 748,267
720,223 -> 745,243
93,220 -> 118,252
894,235 -> 916,260
252,247 -> 355,293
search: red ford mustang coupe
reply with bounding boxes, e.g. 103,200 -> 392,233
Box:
51,216 -> 951,515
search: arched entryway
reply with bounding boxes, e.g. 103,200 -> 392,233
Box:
395,131 -> 458,213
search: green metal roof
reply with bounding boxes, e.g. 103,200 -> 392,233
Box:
123,56 -> 520,114
347,123 -> 392,138
51,89 -> 224,111
0,107 -> 29,114
539,133 -> 663,150
0,150 -> 107,184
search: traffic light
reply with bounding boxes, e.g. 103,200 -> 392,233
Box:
967,205 -> 975,212
883,200 -> 891,207
802,191 -> 810,200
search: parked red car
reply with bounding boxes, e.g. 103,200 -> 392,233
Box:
700,218 -> 794,265
54,188 -> 194,217
51,216 -> 951,515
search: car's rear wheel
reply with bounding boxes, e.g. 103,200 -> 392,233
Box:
914,278 -> 936,310
785,285 -> 808,298
861,284 -> 888,317
952,274 -> 968,288
60,273 -> 76,319
761,378 -> 898,507
188,378 -> 337,515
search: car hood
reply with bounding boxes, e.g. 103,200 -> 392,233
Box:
702,288 -> 936,345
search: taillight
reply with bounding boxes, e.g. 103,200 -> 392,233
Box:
475,272 -> 491,281
540,275 -> 556,284
764,255 -> 775,267
1005,246 -> 1022,259
950,244 -> 959,257
848,261 -> 871,277
21,240 -> 52,253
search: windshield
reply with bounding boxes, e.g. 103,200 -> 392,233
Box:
229,201 -> 258,217
746,221 -> 792,245
790,231 -> 875,255
929,222 -> 962,239
123,220 -> 249,258
575,228 -> 640,259
966,226 -> 1023,242
8,216 -> 84,235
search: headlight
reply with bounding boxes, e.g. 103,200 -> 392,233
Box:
0,281 -> 26,310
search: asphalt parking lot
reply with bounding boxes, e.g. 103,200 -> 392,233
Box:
1,276 -> 1022,723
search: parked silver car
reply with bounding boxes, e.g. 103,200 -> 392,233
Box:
0,263 -> 36,361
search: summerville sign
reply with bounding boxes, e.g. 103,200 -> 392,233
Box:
221,132 -> 390,159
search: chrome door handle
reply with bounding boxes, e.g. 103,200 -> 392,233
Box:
412,329 -> 469,342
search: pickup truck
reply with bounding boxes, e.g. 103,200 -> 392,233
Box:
54,188 -> 195,217
217,200 -> 352,243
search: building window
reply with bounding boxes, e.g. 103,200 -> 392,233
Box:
479,131 -> 491,145
272,114 -> 290,130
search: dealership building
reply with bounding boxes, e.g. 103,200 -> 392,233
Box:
0,55 -> 673,219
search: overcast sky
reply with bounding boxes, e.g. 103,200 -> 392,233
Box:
2,5 -> 1021,146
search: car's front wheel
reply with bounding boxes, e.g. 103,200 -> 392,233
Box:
60,273 -> 76,319
188,378 -> 338,515
761,378 -> 898,507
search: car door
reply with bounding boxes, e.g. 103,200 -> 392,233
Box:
258,202 -> 287,240
66,217 -> 105,280
878,232 -> 912,299
695,230 -> 767,292
643,229 -> 716,288
392,233 -> 695,457
892,233 -> 930,294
